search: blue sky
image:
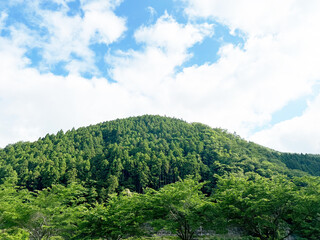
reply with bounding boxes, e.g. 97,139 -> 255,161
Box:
1,0 -> 320,153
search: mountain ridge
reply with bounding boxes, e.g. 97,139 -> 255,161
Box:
0,115 -> 319,193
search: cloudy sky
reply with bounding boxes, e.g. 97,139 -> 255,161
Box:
1,0 -> 320,153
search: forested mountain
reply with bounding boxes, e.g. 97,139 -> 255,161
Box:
1,115 -> 320,239
0,115 -> 319,194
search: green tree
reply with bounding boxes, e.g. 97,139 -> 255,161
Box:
0,182 -> 31,235
77,189 -> 147,240
0,228 -> 29,240
214,174 -> 296,240
145,178 -> 209,240
25,183 -> 87,239
0,183 -> 87,240
290,176 -> 320,239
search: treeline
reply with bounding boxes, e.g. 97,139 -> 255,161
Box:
1,174 -> 319,240
280,153 -> 320,176
1,115 -> 319,196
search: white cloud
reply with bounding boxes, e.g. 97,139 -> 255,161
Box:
134,13 -> 213,53
0,12 -> 214,147
166,0 -> 320,153
0,0 -> 130,146
40,0 -> 126,73
81,0 -> 126,44
251,94 -> 320,153
107,13 -> 213,94
6,0 -> 127,75
183,0 -> 320,37
0,40 -> 150,147
158,35 -> 317,138
0,12 -> 7,30
2,0 -> 320,154
147,6 -> 157,21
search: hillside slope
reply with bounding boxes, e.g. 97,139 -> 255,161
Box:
0,115 -> 319,193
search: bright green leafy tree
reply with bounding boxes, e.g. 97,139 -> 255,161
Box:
145,178 -> 210,240
214,173 -> 297,240
290,176 -> 320,239
77,189 -> 147,240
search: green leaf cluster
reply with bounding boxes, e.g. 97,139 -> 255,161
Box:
0,176 -> 319,239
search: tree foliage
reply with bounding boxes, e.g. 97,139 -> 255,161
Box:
213,173 -> 320,240
144,178 -> 210,240
77,189 -> 147,240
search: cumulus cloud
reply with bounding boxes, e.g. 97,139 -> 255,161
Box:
0,0 -> 128,146
0,10 -> 214,147
0,10 -> 204,144
0,40 -> 150,147
2,0 -> 320,154
107,13 -> 213,94
4,0 -> 126,75
41,0 -> 125,73
182,0 -> 318,36
168,0 -> 320,152
134,12 -> 213,53
251,94 -> 320,153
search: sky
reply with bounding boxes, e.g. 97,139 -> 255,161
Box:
1,0 -> 320,153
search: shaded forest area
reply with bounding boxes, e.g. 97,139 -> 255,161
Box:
0,115 -> 320,239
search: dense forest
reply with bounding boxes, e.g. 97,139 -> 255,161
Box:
0,115 -> 319,239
